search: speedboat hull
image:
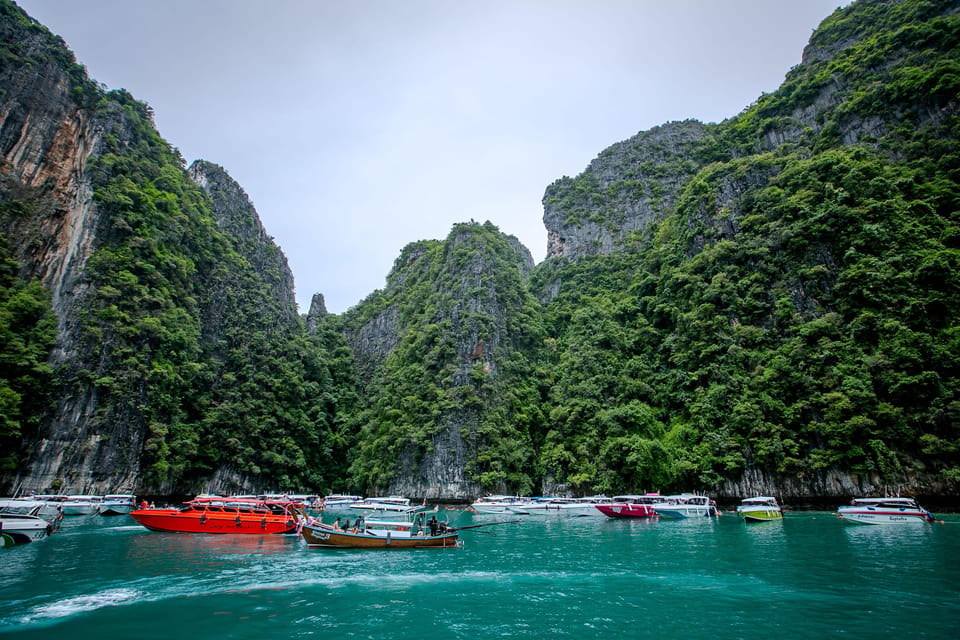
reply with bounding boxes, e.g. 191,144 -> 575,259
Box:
471,496 -> 532,514
654,506 -> 717,519
595,504 -> 658,518
99,495 -> 137,516
736,497 -> 783,522
59,496 -> 103,516
838,507 -> 933,525
348,497 -> 416,513
738,507 -> 783,522
130,497 -> 301,534
0,512 -> 55,545
653,494 -> 718,519
837,497 -> 935,525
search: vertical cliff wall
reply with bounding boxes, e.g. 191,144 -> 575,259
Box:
530,0 -> 960,499
343,222 -> 544,498
0,2 -> 334,495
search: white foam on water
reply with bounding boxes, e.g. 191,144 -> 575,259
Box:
19,587 -> 141,623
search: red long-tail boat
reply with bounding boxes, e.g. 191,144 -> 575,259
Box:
130,496 -> 303,534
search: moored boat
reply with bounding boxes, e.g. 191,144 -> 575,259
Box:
57,494 -> 103,516
837,497 -> 935,525
1,503 -> 61,546
98,494 -> 137,516
322,494 -> 364,511
736,496 -> 783,522
302,512 -> 460,549
595,494 -> 663,519
348,496 -> 419,514
129,496 -> 304,534
652,494 -> 718,519
470,495 -> 533,514
524,496 -> 611,515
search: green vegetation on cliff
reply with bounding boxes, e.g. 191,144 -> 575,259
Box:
80,95 -> 346,490
0,236 -> 55,472
529,0 -> 960,494
0,0 -> 351,492
344,222 -> 546,494
2,0 -> 957,498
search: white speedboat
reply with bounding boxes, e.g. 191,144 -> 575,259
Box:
736,496 -> 783,522
837,497 -> 935,525
58,495 -> 103,516
0,497 -> 62,522
470,495 -> 533,514
322,495 -> 364,511
525,496 -> 611,516
1,503 -> 59,545
99,494 -> 137,516
349,496 -> 419,514
652,494 -> 718,519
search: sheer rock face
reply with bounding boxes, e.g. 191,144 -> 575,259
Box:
304,293 -> 327,335
0,12 -> 117,492
343,223 -> 536,500
542,120 -> 711,262
188,159 -> 298,321
0,6 -> 303,495
0,22 -> 100,320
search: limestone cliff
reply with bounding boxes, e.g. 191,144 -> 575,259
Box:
0,1 -> 326,495
188,160 -> 297,321
543,120 -> 712,262
343,222 -> 541,499
530,0 -> 960,501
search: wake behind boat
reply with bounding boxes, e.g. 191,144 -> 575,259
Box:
837,497 -> 935,525
130,496 -> 303,534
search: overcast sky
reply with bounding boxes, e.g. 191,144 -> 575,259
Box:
18,0 -> 846,314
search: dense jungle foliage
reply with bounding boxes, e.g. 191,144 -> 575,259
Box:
78,97 -> 353,490
342,223 -> 548,494
2,0 -> 958,497
0,236 -> 55,472
0,0 -> 352,492
523,0 -> 960,494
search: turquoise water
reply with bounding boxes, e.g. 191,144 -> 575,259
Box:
1,510 -> 958,638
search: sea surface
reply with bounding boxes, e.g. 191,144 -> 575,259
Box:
1,508 -> 958,639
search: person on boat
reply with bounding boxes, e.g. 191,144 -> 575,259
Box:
333,517 -> 341,530
428,515 -> 439,536
343,519 -> 351,531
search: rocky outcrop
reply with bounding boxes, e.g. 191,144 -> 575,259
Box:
542,120 -> 711,262
344,222 -> 541,498
719,466 -> 957,505
304,293 -> 327,334
188,159 -> 298,321
1,3 -> 310,495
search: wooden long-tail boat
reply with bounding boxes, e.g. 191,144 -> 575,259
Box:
301,514 -> 460,549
